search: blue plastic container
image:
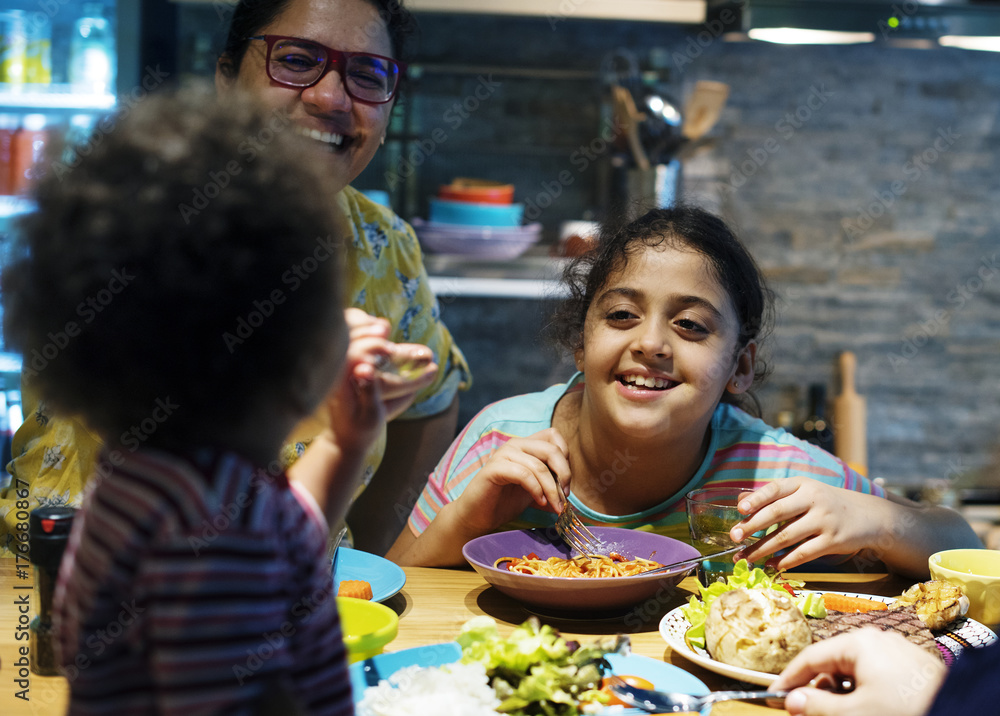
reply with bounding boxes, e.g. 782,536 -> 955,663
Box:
429,198 -> 524,227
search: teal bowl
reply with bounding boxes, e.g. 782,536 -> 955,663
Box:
429,198 -> 524,227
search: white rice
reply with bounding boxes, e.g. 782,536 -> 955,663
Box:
356,661 -> 501,716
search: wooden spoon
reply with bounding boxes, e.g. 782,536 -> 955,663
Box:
682,80 -> 730,141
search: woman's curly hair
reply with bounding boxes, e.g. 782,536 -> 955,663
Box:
547,205 -> 775,416
2,84 -> 347,445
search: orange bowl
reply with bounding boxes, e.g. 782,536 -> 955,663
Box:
439,180 -> 514,204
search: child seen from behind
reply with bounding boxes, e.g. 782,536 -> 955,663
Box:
1,86 -> 385,715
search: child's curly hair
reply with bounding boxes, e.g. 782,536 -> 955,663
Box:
548,205 -> 775,416
2,84 -> 347,446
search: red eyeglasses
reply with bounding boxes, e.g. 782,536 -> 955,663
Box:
248,34 -> 405,105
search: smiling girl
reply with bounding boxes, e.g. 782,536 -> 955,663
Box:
388,206 -> 979,576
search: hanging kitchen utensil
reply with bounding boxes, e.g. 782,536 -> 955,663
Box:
681,80 -> 729,141
640,90 -> 683,165
611,84 -> 651,171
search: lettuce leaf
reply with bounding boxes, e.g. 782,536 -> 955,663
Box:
458,616 -> 618,715
680,559 -> 825,649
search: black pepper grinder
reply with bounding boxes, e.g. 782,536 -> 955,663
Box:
28,506 -> 76,676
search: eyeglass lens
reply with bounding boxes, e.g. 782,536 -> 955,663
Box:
268,38 -> 398,102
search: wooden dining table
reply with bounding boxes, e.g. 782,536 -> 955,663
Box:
0,564 -> 916,715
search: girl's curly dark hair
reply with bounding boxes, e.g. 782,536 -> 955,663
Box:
547,205 -> 775,416
2,84 -> 347,445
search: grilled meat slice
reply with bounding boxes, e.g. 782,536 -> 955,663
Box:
809,605 -> 943,661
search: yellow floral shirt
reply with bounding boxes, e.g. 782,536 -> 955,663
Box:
0,187 -> 470,555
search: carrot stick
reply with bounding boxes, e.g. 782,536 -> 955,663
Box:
822,593 -> 888,613
338,580 -> 373,600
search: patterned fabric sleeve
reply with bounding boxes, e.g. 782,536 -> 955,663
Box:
337,187 -> 471,420
0,377 -> 101,555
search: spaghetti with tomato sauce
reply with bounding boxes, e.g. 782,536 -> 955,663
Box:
495,552 -> 663,578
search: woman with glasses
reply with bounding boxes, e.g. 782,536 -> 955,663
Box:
1,0 -> 470,559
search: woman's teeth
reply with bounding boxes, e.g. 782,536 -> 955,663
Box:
297,127 -> 346,150
620,374 -> 673,390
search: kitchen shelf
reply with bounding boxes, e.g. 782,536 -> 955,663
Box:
0,84 -> 116,113
425,252 -> 570,299
405,0 -> 705,23
173,0 -> 706,23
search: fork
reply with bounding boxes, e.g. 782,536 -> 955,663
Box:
555,503 -> 604,556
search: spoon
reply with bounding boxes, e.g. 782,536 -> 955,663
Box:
609,679 -> 788,714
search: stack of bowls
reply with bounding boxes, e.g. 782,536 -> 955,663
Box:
430,179 -> 521,227
413,178 -> 542,259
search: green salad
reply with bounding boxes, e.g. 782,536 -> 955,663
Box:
680,559 -> 828,650
457,616 -> 627,716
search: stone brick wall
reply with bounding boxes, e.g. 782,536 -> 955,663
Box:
391,13 -> 1000,490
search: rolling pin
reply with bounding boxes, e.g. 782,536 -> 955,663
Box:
833,351 -> 868,476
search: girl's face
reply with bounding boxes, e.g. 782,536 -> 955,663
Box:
216,0 -> 394,192
575,243 -> 755,442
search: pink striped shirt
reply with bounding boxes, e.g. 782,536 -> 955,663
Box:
54,448 -> 353,715
409,374 -> 885,545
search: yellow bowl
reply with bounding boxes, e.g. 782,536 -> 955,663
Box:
337,596 -> 399,663
928,548 -> 1000,626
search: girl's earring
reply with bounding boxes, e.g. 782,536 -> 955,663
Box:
731,379 -> 740,392
380,135 -> 386,146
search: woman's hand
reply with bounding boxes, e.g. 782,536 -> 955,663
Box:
449,428 -> 572,538
343,308 -> 437,423
770,629 -> 946,716
729,477 -> 891,571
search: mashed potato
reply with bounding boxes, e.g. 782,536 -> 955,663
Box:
705,588 -> 812,674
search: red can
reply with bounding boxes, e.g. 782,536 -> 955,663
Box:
10,114 -> 47,195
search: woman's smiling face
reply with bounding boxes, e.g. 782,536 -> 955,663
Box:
575,243 -> 755,442
216,0 -> 394,192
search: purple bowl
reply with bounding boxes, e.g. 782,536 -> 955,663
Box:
462,527 -> 700,613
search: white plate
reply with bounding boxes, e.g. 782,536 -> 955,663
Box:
659,590 -> 999,686
411,217 -> 543,258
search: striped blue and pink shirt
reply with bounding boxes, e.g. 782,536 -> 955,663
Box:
408,373 -> 885,544
54,447 -> 353,715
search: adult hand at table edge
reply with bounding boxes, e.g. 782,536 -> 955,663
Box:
771,629 -> 945,716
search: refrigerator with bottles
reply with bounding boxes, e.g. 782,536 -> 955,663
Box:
0,0 -> 148,459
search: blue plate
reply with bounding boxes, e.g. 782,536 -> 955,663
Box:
348,643 -> 708,711
332,547 -> 406,603
350,642 -> 463,699
603,653 -> 709,705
